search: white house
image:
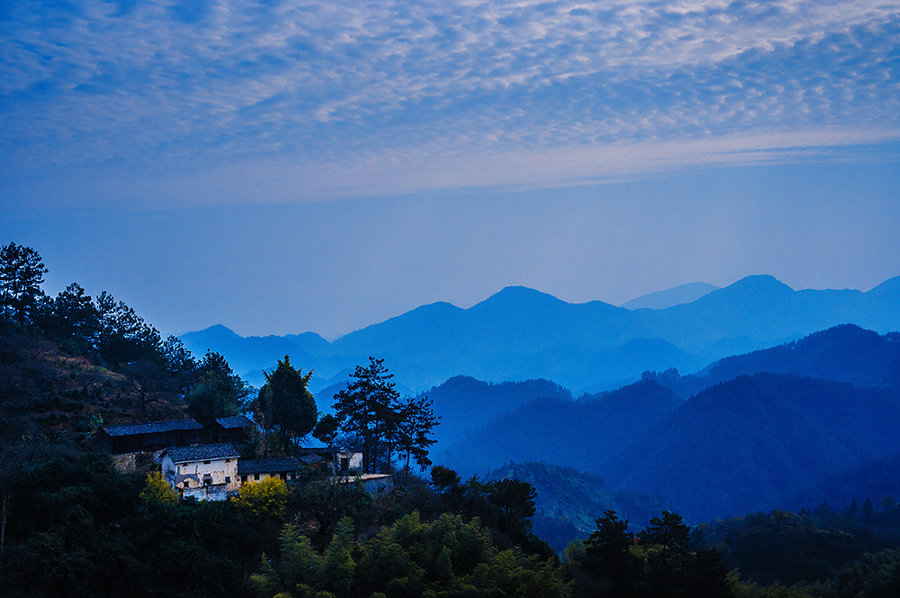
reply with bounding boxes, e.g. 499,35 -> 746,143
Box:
160,443 -> 241,501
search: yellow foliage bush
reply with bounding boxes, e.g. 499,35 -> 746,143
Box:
234,477 -> 289,518
141,471 -> 177,504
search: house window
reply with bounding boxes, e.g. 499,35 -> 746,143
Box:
340,457 -> 350,471
203,475 -> 212,486
225,476 -> 231,484
254,473 -> 260,480
241,476 -> 247,483
225,459 -> 231,463
203,460 -> 211,465
280,473 -> 287,480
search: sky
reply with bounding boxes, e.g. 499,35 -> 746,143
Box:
2,0 -> 899,338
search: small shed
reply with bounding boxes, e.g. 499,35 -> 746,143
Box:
160,443 -> 240,501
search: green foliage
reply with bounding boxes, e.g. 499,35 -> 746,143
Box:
692,506 -> 900,586
235,477 -> 290,519
567,509 -> 731,598
254,510 -> 570,598
393,394 -> 440,480
641,510 -> 691,563
140,471 -> 177,504
332,357 -> 400,473
94,290 -> 164,368
332,357 -> 439,477
0,242 -> 47,325
430,465 -> 461,495
257,355 -> 317,452
313,413 -> 339,448
36,282 -> 100,354
293,478 -> 373,540
187,350 -> 248,422
1,448 -> 264,597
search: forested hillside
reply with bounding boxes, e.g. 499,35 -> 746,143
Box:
5,242 -> 900,596
607,374 -> 900,521
437,379 -> 681,475
643,324 -> 900,398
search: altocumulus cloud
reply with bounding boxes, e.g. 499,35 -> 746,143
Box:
2,0 -> 899,209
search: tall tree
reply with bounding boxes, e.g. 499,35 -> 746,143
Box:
581,510 -> 641,596
332,357 -> 399,473
313,414 -> 339,449
94,291 -> 163,367
36,282 -> 101,353
261,356 -> 317,452
186,351 -> 249,423
393,394 -> 440,482
0,242 -> 47,325
641,510 -> 691,566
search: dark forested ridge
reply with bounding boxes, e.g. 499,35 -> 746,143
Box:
483,461 -> 665,552
643,324 -> 900,398
608,373 -> 900,522
436,379 -> 681,476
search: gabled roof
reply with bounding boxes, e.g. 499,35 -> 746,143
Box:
214,415 -> 255,429
102,419 -> 203,437
238,457 -> 301,476
163,443 -> 240,463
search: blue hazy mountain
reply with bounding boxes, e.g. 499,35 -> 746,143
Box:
434,327 -> 900,523
643,324 -> 900,398
414,376 -> 572,448
435,379 -> 681,476
605,373 -> 900,522
621,281 -> 719,309
180,275 -> 900,392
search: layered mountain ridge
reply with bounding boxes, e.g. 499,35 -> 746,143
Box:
181,274 -> 900,393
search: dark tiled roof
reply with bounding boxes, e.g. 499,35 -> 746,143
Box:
300,454 -> 325,465
164,443 -> 240,463
102,419 -> 203,437
297,447 -> 338,455
238,457 -> 301,475
214,415 -> 255,429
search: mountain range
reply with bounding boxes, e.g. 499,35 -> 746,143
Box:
434,325 -> 900,525
180,274 -> 900,394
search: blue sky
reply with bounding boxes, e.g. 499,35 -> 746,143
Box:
2,0 -> 899,337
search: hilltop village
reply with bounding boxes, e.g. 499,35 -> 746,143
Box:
98,415 -> 388,500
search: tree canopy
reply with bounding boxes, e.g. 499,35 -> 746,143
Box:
0,242 -> 47,325
256,356 -> 317,453
332,357 -> 438,475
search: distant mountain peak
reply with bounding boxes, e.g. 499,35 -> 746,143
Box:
192,324 -> 240,337
622,281 -> 719,310
473,286 -> 565,310
730,274 -> 792,289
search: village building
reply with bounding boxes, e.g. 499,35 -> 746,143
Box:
238,457 -> 301,484
160,443 -> 241,501
98,419 -> 205,470
208,414 -> 256,445
296,447 -> 364,476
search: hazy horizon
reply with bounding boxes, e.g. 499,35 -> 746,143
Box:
3,0 -> 899,338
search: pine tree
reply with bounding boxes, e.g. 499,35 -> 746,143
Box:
0,242 -> 47,325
